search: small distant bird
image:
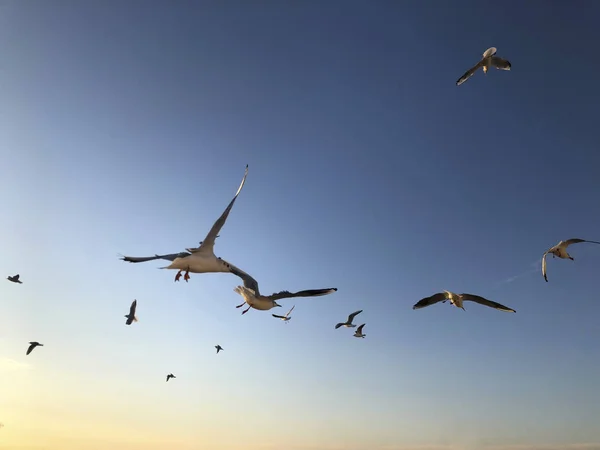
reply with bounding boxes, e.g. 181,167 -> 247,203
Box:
26,341 -> 43,355
413,291 -> 516,313
124,299 -> 138,325
335,310 -> 363,329
272,304 -> 295,322
456,46 -> 511,86
119,165 -> 251,284
166,373 -> 176,382
215,345 -> 223,354
7,274 -> 22,284
353,323 -> 366,338
541,238 -> 600,282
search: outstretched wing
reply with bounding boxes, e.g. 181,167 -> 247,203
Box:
565,238 -> 600,247
412,292 -> 448,310
286,305 -> 296,317
356,323 -> 365,333
272,314 -> 286,319
542,251 -> 549,282
13,274 -> 20,281
129,300 -> 137,316
347,309 -> 363,323
461,293 -> 516,313
195,165 -> 248,255
228,264 -> 260,295
490,56 -> 511,70
26,343 -> 35,355
268,288 -> 337,301
456,60 -> 483,86
119,252 -> 191,263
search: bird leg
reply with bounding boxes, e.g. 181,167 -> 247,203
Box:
241,305 -> 252,315
235,302 -> 245,308
174,270 -> 183,282
184,268 -> 190,282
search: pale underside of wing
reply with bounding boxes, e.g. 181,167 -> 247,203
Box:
483,47 -> 497,58
542,251 -> 549,282
194,165 -> 249,256
456,60 -> 483,86
267,288 -> 337,301
490,56 -> 511,70
120,252 -> 191,263
461,293 -> 516,312
412,292 -> 449,309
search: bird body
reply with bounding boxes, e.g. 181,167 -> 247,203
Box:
335,310 -> 363,329
413,291 -> 516,313
353,323 -> 366,338
541,238 -> 600,282
119,165 -> 249,283
456,46 -> 511,86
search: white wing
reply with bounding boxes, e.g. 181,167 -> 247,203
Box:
483,47 -> 497,58
195,165 -> 248,255
542,251 -> 549,282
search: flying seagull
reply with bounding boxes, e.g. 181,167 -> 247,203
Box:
353,323 -> 366,338
335,310 -> 363,329
231,270 -> 337,315
456,47 -> 511,86
26,341 -> 43,355
215,345 -> 223,354
541,238 -> 600,282
119,165 -> 250,283
413,291 -> 516,312
272,304 -> 295,322
166,373 -> 176,382
7,274 -> 22,284
125,299 -> 138,325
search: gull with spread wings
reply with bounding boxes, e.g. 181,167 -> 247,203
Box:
456,47 -> 511,86
413,291 -> 516,313
230,268 -> 337,315
541,238 -> 600,282
335,310 -> 363,329
272,304 -> 295,322
119,165 -> 250,283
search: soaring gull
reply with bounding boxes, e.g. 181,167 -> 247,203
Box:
353,323 -> 366,338
413,291 -> 516,313
119,165 -> 250,283
272,304 -> 295,322
7,274 -> 22,284
125,299 -> 138,325
541,238 -> 600,282
231,269 -> 337,315
166,373 -> 176,382
26,341 -> 43,355
335,310 -> 363,329
456,47 -> 511,86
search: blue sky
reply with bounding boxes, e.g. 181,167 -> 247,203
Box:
1,1 -> 600,449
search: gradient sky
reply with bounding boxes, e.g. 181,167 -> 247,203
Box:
1,1 -> 600,449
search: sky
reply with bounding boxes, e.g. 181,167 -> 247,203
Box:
1,1 -> 600,449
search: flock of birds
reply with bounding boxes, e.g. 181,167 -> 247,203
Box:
6,46 -> 600,385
